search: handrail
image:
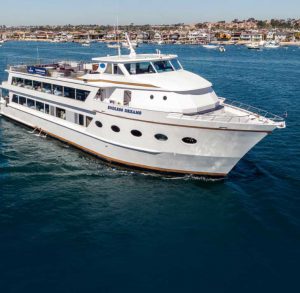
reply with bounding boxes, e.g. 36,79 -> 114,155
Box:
168,98 -> 285,125
223,98 -> 285,122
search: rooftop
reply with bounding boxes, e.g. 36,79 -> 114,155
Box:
92,53 -> 178,63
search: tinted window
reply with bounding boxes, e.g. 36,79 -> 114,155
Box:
36,101 -> 44,112
153,61 -> 173,73
182,137 -> 197,144
76,89 -> 89,101
131,130 -> 142,137
53,85 -> 63,96
155,133 -> 168,141
12,95 -> 19,103
111,125 -> 120,132
19,96 -> 26,105
64,87 -> 75,99
27,99 -> 35,108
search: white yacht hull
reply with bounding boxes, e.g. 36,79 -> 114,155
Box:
0,102 -> 270,177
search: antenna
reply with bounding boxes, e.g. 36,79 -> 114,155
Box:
36,47 -> 40,64
125,32 -> 136,57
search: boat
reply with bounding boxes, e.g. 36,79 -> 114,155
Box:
0,40 -> 5,44
245,43 -> 261,50
219,46 -> 226,52
0,35 -> 285,177
202,25 -> 219,49
107,43 -> 121,49
203,44 -> 219,49
264,41 -> 280,48
122,41 -> 138,48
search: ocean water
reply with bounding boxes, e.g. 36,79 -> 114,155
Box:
0,42 -> 300,293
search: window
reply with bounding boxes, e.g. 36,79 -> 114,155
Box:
153,61 -> 174,73
104,63 -> 113,74
170,59 -> 183,70
33,81 -> 42,91
50,106 -> 55,116
64,87 -> 75,99
56,107 -> 66,120
42,83 -> 52,94
45,104 -> 50,114
113,64 -> 124,75
131,130 -> 142,137
27,98 -> 35,109
150,95 -> 154,100
24,79 -> 33,88
86,116 -> 92,127
36,101 -> 44,112
76,89 -> 89,101
95,121 -> 103,128
111,125 -> 120,132
163,96 -> 167,100
53,85 -> 63,96
12,95 -> 19,103
124,62 -> 155,75
155,133 -> 168,141
182,137 -> 197,144
124,90 -> 131,106
19,96 -> 26,105
78,114 -> 84,126
95,89 -> 104,101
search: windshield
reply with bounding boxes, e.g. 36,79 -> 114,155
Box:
153,60 -> 174,73
124,62 -> 156,75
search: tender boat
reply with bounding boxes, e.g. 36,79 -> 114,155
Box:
264,41 -> 280,48
245,43 -> 261,50
0,35 -> 285,177
202,44 -> 219,49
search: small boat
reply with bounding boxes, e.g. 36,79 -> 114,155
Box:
246,43 -> 261,50
203,44 -> 219,49
264,41 -> 280,48
219,46 -> 226,52
122,41 -> 138,49
0,40 -> 5,44
107,43 -> 120,49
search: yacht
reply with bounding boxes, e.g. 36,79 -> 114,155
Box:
0,37 -> 285,177
264,41 -> 280,48
245,43 -> 261,50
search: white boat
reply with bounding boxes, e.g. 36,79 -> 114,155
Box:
122,41 -> 138,48
245,43 -> 261,50
264,41 -> 280,48
219,46 -> 226,52
0,40 -> 5,44
107,43 -> 120,49
203,44 -> 219,49
0,36 -> 285,177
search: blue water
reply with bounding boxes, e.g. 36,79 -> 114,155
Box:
0,42 -> 300,293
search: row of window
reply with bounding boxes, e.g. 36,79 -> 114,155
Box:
12,94 -> 92,127
94,120 -> 197,144
12,77 -> 90,102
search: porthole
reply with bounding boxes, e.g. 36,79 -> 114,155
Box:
95,121 -> 103,128
131,130 -> 142,137
150,95 -> 154,99
111,125 -> 120,132
154,133 -> 168,141
182,137 -> 197,144
163,96 -> 167,101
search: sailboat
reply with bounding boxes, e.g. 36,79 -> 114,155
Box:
107,22 -> 121,50
202,25 -> 219,49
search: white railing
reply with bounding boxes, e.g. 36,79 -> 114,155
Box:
169,98 -> 285,125
223,99 -> 285,122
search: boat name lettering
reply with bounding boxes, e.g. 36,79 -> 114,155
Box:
108,106 -> 142,115
27,66 -> 47,76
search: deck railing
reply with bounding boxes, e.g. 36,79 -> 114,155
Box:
223,98 -> 285,122
169,98 -> 285,125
